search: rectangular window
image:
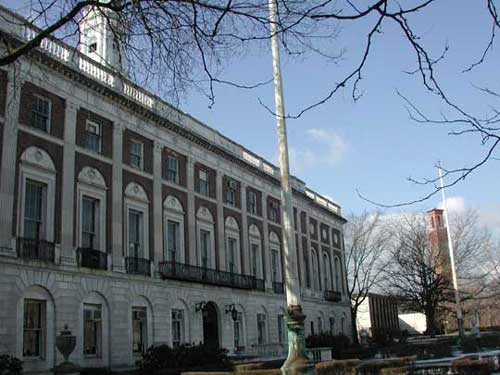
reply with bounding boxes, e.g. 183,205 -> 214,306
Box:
251,244 -> 258,277
227,237 -> 237,273
132,308 -> 147,354
171,309 -> 184,347
233,312 -> 243,349
199,170 -> 209,196
24,179 -> 46,240
278,314 -> 286,344
167,220 -> 179,262
128,209 -> 143,258
130,140 -> 144,170
84,304 -> 102,356
271,249 -> 279,283
23,299 -> 44,357
257,314 -> 267,345
269,201 -> 279,222
329,317 -> 335,334
200,230 -> 210,269
31,95 -> 50,132
85,120 -> 102,154
225,179 -> 236,206
247,191 -> 257,215
82,196 -> 99,249
166,156 -> 179,183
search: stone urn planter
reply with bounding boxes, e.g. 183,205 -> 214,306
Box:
54,325 -> 80,374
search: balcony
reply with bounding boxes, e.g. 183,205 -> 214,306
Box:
158,261 -> 265,291
272,281 -> 284,294
17,237 -> 55,263
77,248 -> 107,270
125,257 -> 151,276
324,290 -> 342,302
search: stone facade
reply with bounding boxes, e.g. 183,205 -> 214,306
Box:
0,5 -> 351,374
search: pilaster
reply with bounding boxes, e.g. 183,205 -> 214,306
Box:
153,141 -> 163,272
112,122 -> 124,272
262,193 -> 272,290
240,182 -> 249,274
60,100 -> 78,266
187,156 -> 196,266
216,172 -> 225,270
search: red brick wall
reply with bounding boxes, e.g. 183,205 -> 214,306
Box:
76,107 -> 114,158
18,82 -> 65,139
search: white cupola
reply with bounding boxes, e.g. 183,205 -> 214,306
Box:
78,1 -> 127,74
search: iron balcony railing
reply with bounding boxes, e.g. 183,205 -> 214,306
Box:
125,257 -> 151,276
77,248 -> 107,270
272,281 -> 284,294
158,260 -> 265,291
17,237 -> 55,263
323,290 -> 342,302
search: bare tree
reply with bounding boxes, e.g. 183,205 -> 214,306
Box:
384,213 -> 449,337
345,210 -> 390,345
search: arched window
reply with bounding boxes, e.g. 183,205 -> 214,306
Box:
196,207 -> 215,269
334,256 -> 341,293
311,249 -> 320,291
80,291 -> 110,367
130,296 -> 154,357
322,252 -> 332,291
233,304 -> 246,353
256,306 -> 268,345
164,195 -> 185,263
225,216 -> 241,273
269,232 -> 282,288
124,182 -> 150,260
171,299 -> 189,347
248,224 -> 263,279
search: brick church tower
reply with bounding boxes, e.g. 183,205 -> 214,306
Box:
427,208 -> 452,283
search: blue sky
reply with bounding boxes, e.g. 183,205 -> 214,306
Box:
4,1 -> 500,224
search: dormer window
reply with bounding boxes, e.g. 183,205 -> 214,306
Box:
88,37 -> 98,54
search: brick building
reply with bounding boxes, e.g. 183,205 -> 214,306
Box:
0,4 -> 350,373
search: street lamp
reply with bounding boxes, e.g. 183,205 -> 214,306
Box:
268,1 -> 315,374
225,304 -> 239,322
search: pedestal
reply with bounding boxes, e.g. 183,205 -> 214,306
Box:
281,306 -> 316,375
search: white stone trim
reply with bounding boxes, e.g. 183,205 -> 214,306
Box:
248,224 -> 263,279
224,216 -> 241,273
164,195 -> 185,263
196,207 -> 216,269
124,183 -> 150,259
269,231 -> 281,284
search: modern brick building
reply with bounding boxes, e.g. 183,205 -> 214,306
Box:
0,4 -> 350,373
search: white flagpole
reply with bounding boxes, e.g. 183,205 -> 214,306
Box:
438,162 -> 464,338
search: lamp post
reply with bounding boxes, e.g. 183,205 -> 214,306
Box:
268,1 -> 315,374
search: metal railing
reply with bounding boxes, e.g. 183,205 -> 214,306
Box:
158,260 -> 265,291
323,290 -> 342,302
272,281 -> 284,294
125,257 -> 151,276
77,248 -> 107,270
17,237 -> 55,262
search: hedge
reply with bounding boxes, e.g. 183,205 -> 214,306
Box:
0,355 -> 22,375
315,359 -> 360,375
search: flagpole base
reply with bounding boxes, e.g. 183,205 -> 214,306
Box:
281,305 -> 316,375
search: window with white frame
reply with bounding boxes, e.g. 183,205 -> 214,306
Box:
130,140 -> 144,170
128,209 -> 144,258
329,317 -> 335,334
171,309 -> 185,347
200,229 -> 210,269
277,314 -> 286,344
85,120 -> 102,154
250,243 -> 259,277
83,304 -> 102,356
31,95 -> 51,132
225,179 -> 237,206
166,220 -> 180,262
233,312 -> 243,349
271,249 -> 280,283
334,257 -> 341,293
247,190 -> 257,214
166,156 -> 179,183
199,169 -> 209,196
227,237 -> 237,273
132,307 -> 147,355
81,196 -> 99,249
311,249 -> 320,291
23,299 -> 45,357
322,253 -> 331,291
257,313 -> 267,345
23,179 -> 47,240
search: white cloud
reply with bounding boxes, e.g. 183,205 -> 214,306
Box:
288,128 -> 348,174
438,196 -> 466,213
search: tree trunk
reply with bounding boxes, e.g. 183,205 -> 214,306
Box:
425,309 -> 436,337
351,309 -> 359,346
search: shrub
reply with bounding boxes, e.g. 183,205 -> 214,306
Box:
315,359 -> 360,375
233,360 -> 284,372
306,333 -> 350,350
356,356 -> 416,375
0,355 -> 22,375
379,367 -> 408,375
451,357 -> 494,375
140,344 -> 231,374
183,370 -> 281,375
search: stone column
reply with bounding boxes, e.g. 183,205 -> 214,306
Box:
152,141 -> 163,274
187,156 -> 196,266
111,122 -> 124,272
0,71 -> 21,253
305,210 -> 312,293
60,100 -> 78,266
215,172 -> 225,270
262,193 -> 272,290
240,182 -> 249,274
